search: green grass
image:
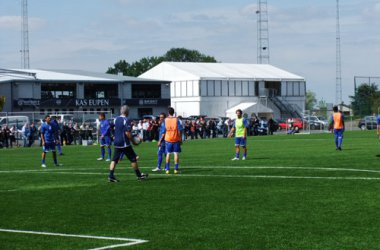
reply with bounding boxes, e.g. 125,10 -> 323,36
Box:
0,131 -> 380,249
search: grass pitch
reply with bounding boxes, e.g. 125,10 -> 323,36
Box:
0,131 -> 379,249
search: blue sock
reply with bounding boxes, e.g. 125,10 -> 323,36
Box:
174,163 -> 179,170
42,159 -> 45,164
101,148 -> 105,159
244,153 -> 247,158
335,136 -> 339,148
165,163 -> 170,170
235,153 -> 239,158
157,153 -> 163,169
107,148 -> 112,159
338,137 -> 343,148
57,144 -> 62,154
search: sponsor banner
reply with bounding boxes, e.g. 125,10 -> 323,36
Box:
39,98 -> 121,107
124,99 -> 170,106
14,99 -> 41,107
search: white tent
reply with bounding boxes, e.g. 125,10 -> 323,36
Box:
225,102 -> 273,119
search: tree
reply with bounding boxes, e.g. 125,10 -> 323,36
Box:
305,90 -> 317,111
107,48 -> 217,77
350,83 -> 379,116
163,48 -> 217,62
316,98 -> 327,117
0,96 -> 5,112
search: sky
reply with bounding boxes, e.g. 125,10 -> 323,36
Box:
1,0 -> 380,104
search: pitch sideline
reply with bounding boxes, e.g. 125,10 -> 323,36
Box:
0,228 -> 148,249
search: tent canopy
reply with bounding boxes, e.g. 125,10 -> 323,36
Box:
225,102 -> 273,118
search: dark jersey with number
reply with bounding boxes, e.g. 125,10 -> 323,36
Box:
113,116 -> 132,148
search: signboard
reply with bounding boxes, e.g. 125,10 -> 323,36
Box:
14,99 -> 40,107
124,99 -> 170,106
39,98 -> 121,107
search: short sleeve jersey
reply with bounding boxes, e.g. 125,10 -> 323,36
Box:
113,116 -> 132,148
233,118 -> 249,137
40,122 -> 55,143
100,119 -> 111,137
377,115 -> 380,125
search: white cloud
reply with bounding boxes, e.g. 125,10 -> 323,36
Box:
0,15 -> 46,30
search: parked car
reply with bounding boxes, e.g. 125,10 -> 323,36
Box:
0,116 -> 29,130
277,118 -> 303,130
304,116 -> 326,130
358,116 -> 377,130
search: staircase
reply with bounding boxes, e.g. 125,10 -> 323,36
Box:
268,96 -> 302,119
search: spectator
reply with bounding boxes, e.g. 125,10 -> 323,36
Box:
28,122 -> 37,147
21,123 -> 30,147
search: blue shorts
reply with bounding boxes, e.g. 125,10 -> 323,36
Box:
158,142 -> 166,155
235,137 -> 246,147
334,129 -> 344,138
100,136 -> 112,147
43,142 -> 56,152
165,141 -> 181,154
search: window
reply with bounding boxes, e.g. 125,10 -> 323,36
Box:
41,83 -> 76,99
221,81 -> 228,96
242,81 -> 249,96
235,81 -> 242,96
187,81 -> 193,96
85,83 -> 118,99
200,80 -> 207,96
228,81 -> 235,96
215,80 -> 221,96
294,82 -> 300,96
207,80 -> 214,96
181,81 -> 187,97
131,84 -> 161,98
248,81 -> 255,96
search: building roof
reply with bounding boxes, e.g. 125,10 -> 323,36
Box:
139,62 -> 305,81
0,68 -> 165,83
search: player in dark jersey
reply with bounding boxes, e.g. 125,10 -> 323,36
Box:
376,114 -> 380,157
152,113 -> 166,172
40,115 -> 61,167
51,117 -> 63,156
108,105 -> 148,182
97,113 -> 112,161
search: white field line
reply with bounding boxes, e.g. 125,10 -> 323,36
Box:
0,170 -> 380,181
0,228 -> 148,250
1,166 -> 380,174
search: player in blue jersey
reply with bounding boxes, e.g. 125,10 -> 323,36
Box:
108,105 -> 148,182
50,117 -> 63,155
376,114 -> 380,157
40,115 -> 61,167
152,113 -> 166,172
97,113 -> 112,161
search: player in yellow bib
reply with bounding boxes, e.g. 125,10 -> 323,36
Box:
228,109 -> 249,160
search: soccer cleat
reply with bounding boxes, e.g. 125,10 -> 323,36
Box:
97,157 -> 104,161
174,169 -> 180,174
165,170 -> 170,174
55,163 -> 63,167
41,164 -> 46,168
138,173 -> 149,181
105,158 -> 111,162
59,153 -> 64,156
108,177 -> 119,183
242,157 -> 246,160
231,157 -> 239,161
152,167 -> 162,172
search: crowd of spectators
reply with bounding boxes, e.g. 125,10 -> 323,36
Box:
0,114 -> 279,149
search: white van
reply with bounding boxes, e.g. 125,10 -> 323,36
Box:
0,116 -> 30,130
49,114 -> 74,123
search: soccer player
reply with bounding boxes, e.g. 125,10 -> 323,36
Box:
376,113 -> 380,157
51,117 -> 63,156
159,107 -> 183,174
228,109 -> 249,160
152,113 -> 166,172
108,105 -> 147,182
330,106 -> 345,151
40,115 -> 61,167
97,113 -> 112,161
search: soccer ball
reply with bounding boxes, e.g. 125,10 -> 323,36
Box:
131,135 -> 142,145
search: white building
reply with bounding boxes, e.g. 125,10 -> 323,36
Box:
140,62 -> 306,119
